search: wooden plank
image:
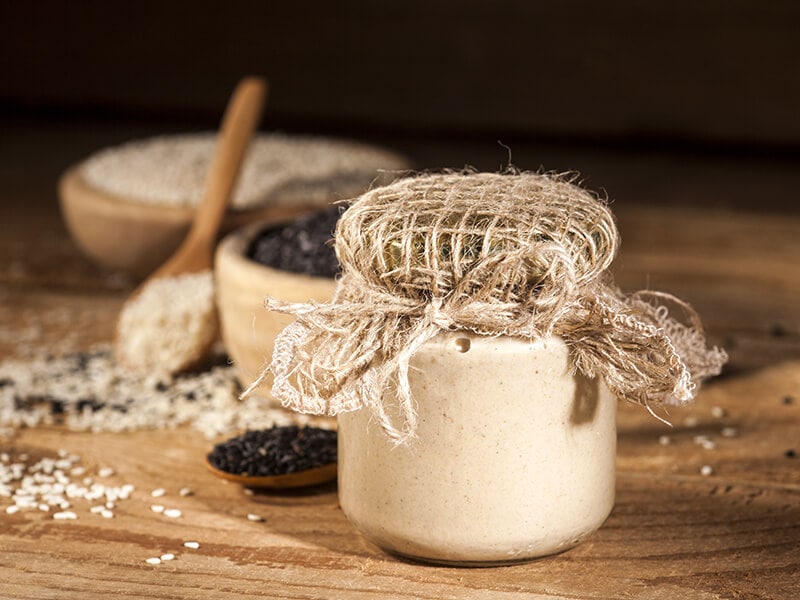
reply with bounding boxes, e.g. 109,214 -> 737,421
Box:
1,360 -> 798,599
2,120 -> 799,598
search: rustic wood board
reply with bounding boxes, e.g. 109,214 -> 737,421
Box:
1,365 -> 798,599
1,123 -> 799,599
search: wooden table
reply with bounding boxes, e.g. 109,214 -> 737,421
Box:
1,120 -> 798,599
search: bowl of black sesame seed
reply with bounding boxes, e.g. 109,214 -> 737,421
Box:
214,206 -> 342,395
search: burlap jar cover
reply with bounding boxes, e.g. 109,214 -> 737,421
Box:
248,171 -> 728,442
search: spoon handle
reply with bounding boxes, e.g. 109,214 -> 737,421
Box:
184,77 -> 268,258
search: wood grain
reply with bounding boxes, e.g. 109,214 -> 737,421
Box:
1,122 -> 799,599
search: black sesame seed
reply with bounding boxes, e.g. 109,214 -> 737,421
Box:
246,206 -> 344,278
785,449 -> 797,459
208,426 -> 337,477
770,323 -> 787,337
783,396 -> 794,405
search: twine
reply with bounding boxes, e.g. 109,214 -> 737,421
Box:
246,171 -> 727,443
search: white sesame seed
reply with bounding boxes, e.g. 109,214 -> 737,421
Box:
693,435 -> 710,445
710,406 -> 726,418
179,487 -> 193,497
97,467 -> 115,478
70,467 -> 86,477
38,503 -> 50,512
163,508 -> 182,518
5,505 -> 20,514
160,553 -> 175,561
150,504 -> 164,513
658,435 -> 672,446
145,557 -> 161,565
150,488 -> 166,498
101,509 -> 114,519
105,501 -> 115,509
53,510 -> 78,520
183,541 -> 200,549
701,440 -> 717,450
683,416 -> 699,428
90,505 -> 105,513
700,465 -> 714,476
721,427 -> 739,438
246,513 -> 264,522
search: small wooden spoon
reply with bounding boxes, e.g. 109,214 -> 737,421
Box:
204,457 -> 337,489
115,77 -> 267,373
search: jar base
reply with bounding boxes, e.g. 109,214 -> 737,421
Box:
381,540 -> 585,568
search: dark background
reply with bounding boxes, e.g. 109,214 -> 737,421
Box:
1,1 -> 799,212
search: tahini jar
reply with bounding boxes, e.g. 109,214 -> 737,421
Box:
337,332 -> 616,565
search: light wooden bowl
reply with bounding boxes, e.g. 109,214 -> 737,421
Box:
59,166 -> 328,278
214,221 -> 337,395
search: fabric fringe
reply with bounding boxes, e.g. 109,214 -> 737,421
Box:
244,171 -> 727,443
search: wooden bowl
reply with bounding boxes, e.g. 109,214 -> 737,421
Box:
58,133 -> 410,278
59,166 -> 331,278
214,221 -> 337,395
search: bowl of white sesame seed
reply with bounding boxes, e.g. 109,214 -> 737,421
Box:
59,132 -> 409,278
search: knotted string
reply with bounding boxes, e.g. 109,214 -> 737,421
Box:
244,171 -> 727,443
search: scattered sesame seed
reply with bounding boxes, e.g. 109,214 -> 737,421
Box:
90,505 -> 105,513
0,345 -> 303,438
683,416 -> 699,428
150,488 -> 166,498
658,435 -> 672,446
785,449 -> 797,459
700,465 -> 714,476
150,504 -> 164,513
701,440 -> 717,450
179,487 -> 193,497
160,553 -> 175,561
101,509 -> 114,519
783,396 -> 794,405
38,503 -> 50,512
243,488 -> 254,496
98,467 -> 115,478
145,557 -> 161,565
693,435 -> 710,445
721,427 -> 739,438
5,505 -> 19,514
710,406 -> 726,418
105,501 -> 115,509
183,541 -> 200,549
53,510 -> 78,520
70,467 -> 86,477
247,513 -> 264,522
163,508 -> 182,518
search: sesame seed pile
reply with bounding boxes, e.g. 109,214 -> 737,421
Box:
0,346 -> 304,438
1,449 -> 133,519
81,132 -> 407,210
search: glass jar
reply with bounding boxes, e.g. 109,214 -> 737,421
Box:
337,332 -> 616,566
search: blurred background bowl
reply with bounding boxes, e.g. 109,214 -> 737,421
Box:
59,132 -> 409,278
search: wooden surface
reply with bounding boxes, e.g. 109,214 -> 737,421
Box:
1,122 -> 799,600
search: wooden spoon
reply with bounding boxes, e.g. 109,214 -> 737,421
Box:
204,457 -> 337,489
116,77 -> 268,374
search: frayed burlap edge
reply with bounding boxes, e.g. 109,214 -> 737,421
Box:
244,170 -> 727,443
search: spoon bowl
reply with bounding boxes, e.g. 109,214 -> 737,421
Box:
115,77 -> 267,374
204,457 -> 337,489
